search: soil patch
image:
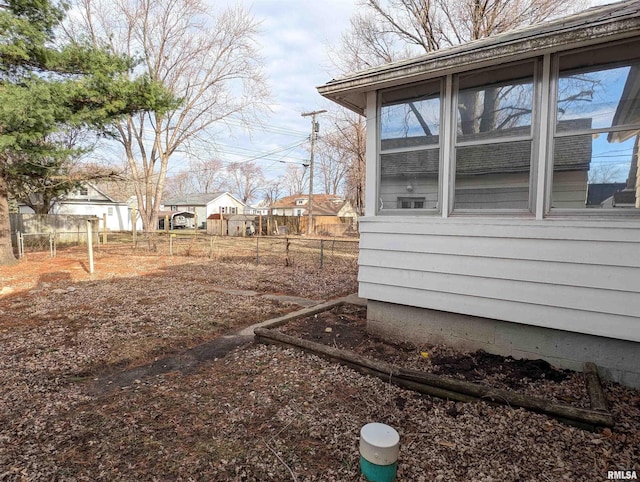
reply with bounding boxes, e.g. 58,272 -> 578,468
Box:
277,304 -> 583,401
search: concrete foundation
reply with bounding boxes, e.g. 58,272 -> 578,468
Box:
367,300 -> 640,388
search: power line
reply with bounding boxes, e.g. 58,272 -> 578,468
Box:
216,139 -> 309,165
223,117 -> 310,138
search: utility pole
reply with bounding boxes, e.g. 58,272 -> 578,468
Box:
301,109 -> 326,235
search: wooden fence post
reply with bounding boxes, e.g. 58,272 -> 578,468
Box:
87,220 -> 94,274
285,237 -> 290,266
102,213 -> 108,245
17,231 -> 24,258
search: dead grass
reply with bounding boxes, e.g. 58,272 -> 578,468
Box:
1,239 -> 638,481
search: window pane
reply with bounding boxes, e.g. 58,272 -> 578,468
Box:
380,83 -> 441,212
381,96 -> 440,149
557,62 -> 640,132
380,149 -> 439,210
552,130 -> 639,209
457,79 -> 534,141
454,141 -> 531,209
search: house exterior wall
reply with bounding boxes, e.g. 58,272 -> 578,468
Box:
271,207 -> 305,216
359,216 -> 640,386
359,216 -> 640,341
19,185 -> 142,231
22,201 -> 140,231
52,202 -> 137,231
327,9 -> 640,386
206,195 -> 247,218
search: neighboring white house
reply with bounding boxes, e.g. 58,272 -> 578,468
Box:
248,200 -> 271,216
318,1 -> 640,387
19,183 -> 141,231
161,192 -> 247,228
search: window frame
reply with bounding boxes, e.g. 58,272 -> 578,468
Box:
546,39 -> 640,217
377,78 -> 444,215
451,59 -> 540,215
373,40 -> 640,220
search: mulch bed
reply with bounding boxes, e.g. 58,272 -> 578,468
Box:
275,304 -> 591,408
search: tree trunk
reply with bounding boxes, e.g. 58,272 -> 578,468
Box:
458,90 -> 479,135
0,175 -> 18,266
479,87 -> 499,133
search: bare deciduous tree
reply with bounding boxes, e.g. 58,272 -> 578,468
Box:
283,164 -> 309,196
164,158 -> 228,199
316,131 -> 350,196
227,161 -> 265,204
355,0 -> 586,61
189,158 -> 228,194
262,180 -> 283,205
163,171 -> 195,199
337,112 -> 367,215
68,0 -> 268,236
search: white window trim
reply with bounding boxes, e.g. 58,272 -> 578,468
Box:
451,59 -> 538,216
375,44 -> 640,220
546,42 -> 640,218
377,78 -> 444,215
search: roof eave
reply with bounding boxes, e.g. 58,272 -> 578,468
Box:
317,3 -> 640,113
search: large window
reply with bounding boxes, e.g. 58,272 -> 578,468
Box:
552,43 -> 640,211
454,62 -> 536,210
379,80 -> 441,212
376,41 -> 640,217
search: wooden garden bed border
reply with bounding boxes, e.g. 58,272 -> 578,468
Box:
254,302 -> 614,431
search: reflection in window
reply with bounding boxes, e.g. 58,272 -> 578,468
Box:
398,197 -> 426,209
379,81 -> 441,211
552,132 -> 639,209
457,82 -> 533,139
552,59 -> 640,210
557,64 -> 640,131
454,63 -> 535,210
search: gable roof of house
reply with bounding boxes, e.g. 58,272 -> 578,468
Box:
59,182 -> 120,204
318,0 -> 640,114
271,194 -> 349,216
163,192 -> 244,207
91,178 -> 137,203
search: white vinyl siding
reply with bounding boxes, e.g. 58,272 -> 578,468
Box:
358,217 -> 640,343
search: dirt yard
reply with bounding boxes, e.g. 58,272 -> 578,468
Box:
1,242 -> 638,481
